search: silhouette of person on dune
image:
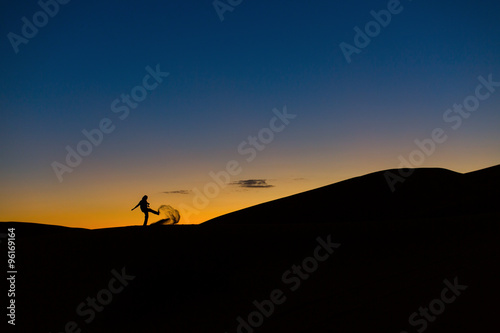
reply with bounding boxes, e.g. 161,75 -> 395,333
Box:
131,195 -> 159,226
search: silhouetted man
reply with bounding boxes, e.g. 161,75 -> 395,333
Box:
131,195 -> 159,226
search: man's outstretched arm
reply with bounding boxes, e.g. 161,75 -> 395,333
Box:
131,203 -> 140,211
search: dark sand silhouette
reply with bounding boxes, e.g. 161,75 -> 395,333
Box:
4,165 -> 499,332
205,165 -> 500,225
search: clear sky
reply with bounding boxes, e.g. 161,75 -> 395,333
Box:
1,0 -> 499,228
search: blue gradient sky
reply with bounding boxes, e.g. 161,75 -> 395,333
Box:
1,0 -> 499,227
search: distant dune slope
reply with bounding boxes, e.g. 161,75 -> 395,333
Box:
205,165 -> 500,225
1,221 -> 88,237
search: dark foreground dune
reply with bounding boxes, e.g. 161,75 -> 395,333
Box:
3,165 -> 500,332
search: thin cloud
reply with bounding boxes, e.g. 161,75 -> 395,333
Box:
162,190 -> 192,195
230,179 -> 274,188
